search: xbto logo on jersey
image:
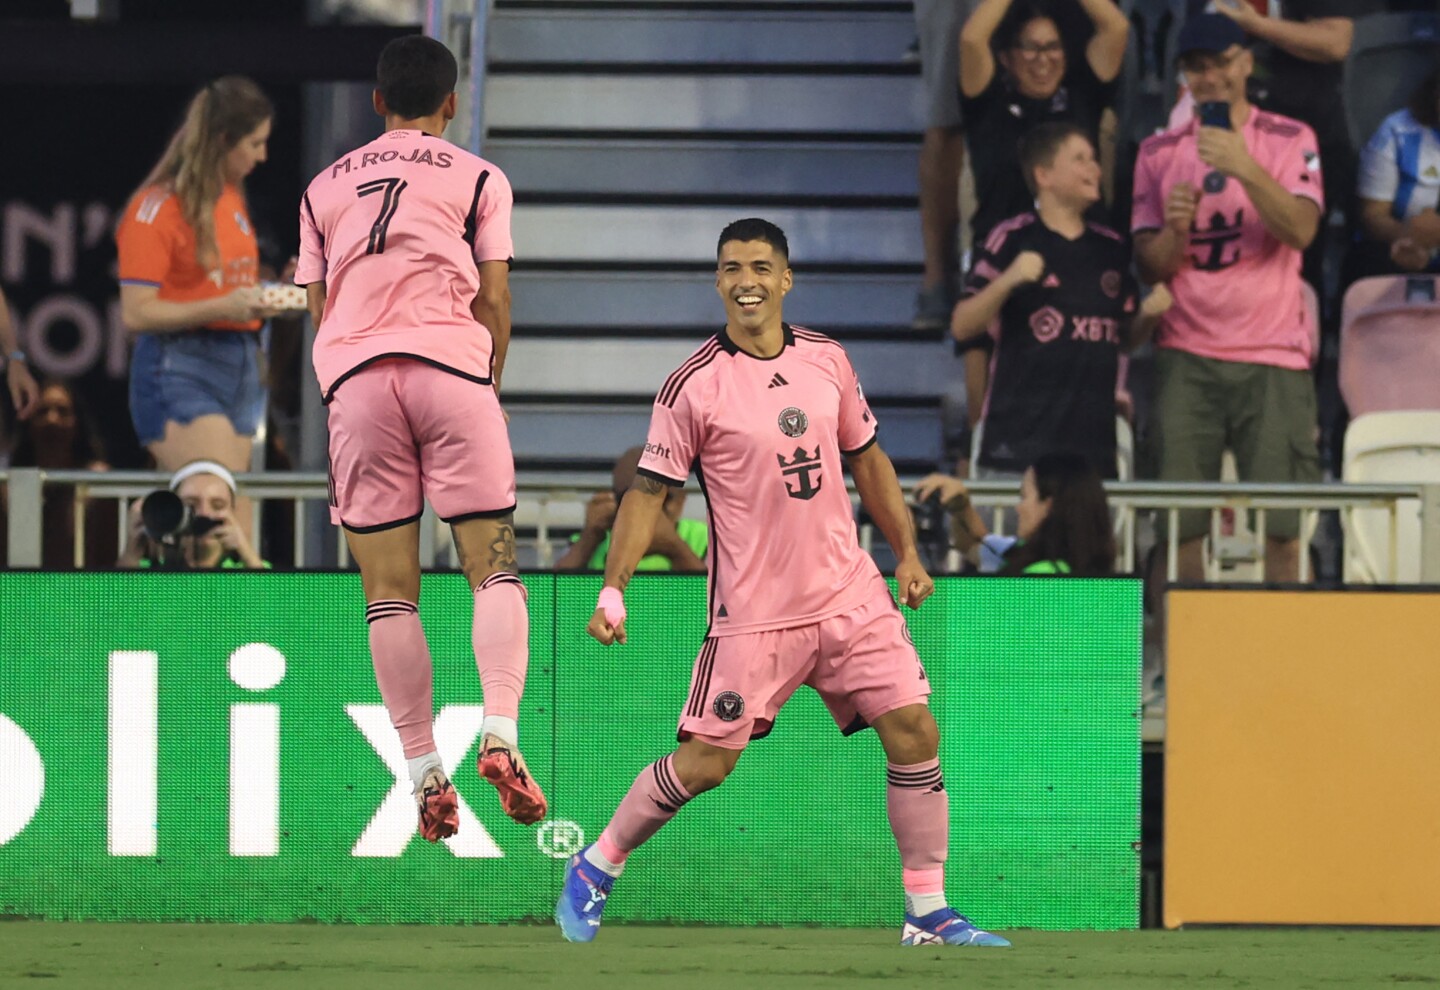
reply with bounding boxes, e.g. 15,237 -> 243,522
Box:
777,406 -> 808,438
778,446 -> 823,500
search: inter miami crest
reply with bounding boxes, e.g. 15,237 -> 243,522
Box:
713,691 -> 745,722
777,406 -> 808,438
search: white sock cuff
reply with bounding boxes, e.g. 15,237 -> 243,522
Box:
482,715 -> 519,747
406,751 -> 444,790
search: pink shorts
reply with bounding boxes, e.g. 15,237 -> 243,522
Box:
326,359 -> 515,531
677,583 -> 931,750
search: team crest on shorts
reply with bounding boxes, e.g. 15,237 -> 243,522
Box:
778,407 -> 808,438
713,691 -> 745,721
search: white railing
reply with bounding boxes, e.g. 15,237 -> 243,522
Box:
5,468 -> 1440,580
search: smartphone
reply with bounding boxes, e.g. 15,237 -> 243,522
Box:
1198,101 -> 1231,130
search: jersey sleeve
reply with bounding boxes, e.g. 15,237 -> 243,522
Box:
1130,141 -> 1164,234
637,385 -> 703,486
961,221 -> 1020,299
116,193 -> 178,287
836,348 -> 878,456
1285,122 -> 1326,211
471,166 -> 515,266
1356,117 -> 1399,204
294,189 -> 327,286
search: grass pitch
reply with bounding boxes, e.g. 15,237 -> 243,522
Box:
1,923 -> 1436,990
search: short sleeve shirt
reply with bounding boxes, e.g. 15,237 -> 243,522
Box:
961,58 -> 1115,247
116,183 -> 261,332
962,212 -> 1137,477
297,129 -> 515,401
1359,109 -> 1440,222
1131,108 -> 1323,370
637,325 -> 885,636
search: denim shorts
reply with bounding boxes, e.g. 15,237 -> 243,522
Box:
129,331 -> 266,446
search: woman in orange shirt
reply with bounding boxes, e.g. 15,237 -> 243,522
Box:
117,76 -> 280,475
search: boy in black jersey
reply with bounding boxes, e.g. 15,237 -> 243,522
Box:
952,123 -> 1170,478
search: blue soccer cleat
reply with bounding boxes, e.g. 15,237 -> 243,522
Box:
900,907 -> 1011,947
555,845 -> 615,942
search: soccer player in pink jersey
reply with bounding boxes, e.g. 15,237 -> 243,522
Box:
554,219 -> 1010,948
294,36 -> 546,838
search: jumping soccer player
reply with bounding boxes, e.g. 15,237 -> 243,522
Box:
554,218 -> 1010,947
295,35 -> 546,838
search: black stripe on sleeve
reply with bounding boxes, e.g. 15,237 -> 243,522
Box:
841,433 -> 879,458
462,169 -> 491,249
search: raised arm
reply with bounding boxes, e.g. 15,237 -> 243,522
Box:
959,0 -> 1015,98
1216,3 -> 1353,64
952,251 -> 1044,340
1079,0 -> 1131,82
846,442 -> 934,609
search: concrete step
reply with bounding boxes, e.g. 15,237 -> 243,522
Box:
484,73 -> 922,133
488,137 -> 918,199
513,204 -> 921,264
489,6 -> 915,66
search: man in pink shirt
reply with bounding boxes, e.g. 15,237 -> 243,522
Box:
1132,13 -> 1323,583
295,36 -> 546,839
553,219 -> 1010,949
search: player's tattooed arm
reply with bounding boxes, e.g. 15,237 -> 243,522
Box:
601,473 -> 672,593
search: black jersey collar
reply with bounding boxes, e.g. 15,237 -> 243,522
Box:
717,323 -> 795,360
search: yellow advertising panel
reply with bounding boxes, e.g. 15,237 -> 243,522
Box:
1166,590 -> 1440,928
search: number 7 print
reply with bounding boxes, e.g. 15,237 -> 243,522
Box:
356,177 -> 408,255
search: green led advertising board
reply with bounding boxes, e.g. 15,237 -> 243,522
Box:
0,573 -> 1140,929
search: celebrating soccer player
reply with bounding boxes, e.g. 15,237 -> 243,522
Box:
294,36 -> 546,839
554,219 -> 1010,948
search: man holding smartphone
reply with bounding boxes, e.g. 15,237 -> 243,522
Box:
1131,13 -> 1324,585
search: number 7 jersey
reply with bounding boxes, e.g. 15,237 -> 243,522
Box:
295,128 -> 515,401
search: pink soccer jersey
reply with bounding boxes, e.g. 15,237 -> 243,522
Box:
638,324 -> 887,636
295,129 -> 514,399
1132,108 -> 1323,371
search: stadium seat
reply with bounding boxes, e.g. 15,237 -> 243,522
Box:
1343,11 -> 1440,154
1339,275 -> 1440,418
1341,411 -> 1440,584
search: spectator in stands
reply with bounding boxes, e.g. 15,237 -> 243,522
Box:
554,446 -> 707,573
1,285 -> 39,424
1132,14 -> 1324,582
911,0 -> 976,331
1202,0 -> 1382,297
959,0 -> 1130,250
914,450 -> 1115,575
0,379 -> 118,568
118,460 -> 267,569
1355,67 -> 1440,275
116,76 -> 280,480
952,123 -> 1169,480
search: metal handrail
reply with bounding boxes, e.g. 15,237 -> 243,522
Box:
5,467 -> 1440,580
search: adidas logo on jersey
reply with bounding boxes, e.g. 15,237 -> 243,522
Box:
767,374 -> 789,388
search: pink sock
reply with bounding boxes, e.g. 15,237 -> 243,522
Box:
473,574 -> 528,722
597,755 -> 694,865
887,759 -> 949,904
366,600 -> 434,758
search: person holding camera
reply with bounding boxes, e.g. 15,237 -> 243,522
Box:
118,460 -> 266,570
1132,13 -> 1323,585
914,451 -> 1115,576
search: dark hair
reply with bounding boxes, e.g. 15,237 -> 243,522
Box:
1017,122 -> 1091,196
377,35 -> 458,120
1002,451 -> 1115,576
717,218 -> 790,263
995,1 -> 1059,52
1408,67 -> 1440,130
9,379 -> 108,469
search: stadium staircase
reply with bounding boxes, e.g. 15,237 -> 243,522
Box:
481,0 -> 957,475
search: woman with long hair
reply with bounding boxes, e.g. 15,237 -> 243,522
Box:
116,76 -> 280,476
915,450 -> 1115,575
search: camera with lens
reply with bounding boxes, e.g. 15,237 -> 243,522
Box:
140,489 -> 224,542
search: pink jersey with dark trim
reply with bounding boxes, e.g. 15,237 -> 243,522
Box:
296,129 -> 514,399
638,324 -> 885,636
1131,108 -> 1323,370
